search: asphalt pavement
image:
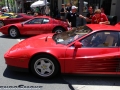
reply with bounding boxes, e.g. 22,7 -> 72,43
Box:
0,32 -> 120,90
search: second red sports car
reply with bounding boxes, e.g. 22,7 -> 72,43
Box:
0,13 -> 34,27
0,16 -> 68,38
4,24 -> 120,78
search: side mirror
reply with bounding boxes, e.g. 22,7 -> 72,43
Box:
21,23 -> 24,27
74,41 -> 82,48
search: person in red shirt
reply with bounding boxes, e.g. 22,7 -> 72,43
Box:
91,9 -> 110,24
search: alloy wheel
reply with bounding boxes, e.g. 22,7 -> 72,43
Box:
34,58 -> 55,77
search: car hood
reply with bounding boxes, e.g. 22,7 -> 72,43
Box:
8,34 -> 65,52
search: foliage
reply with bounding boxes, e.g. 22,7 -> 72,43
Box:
0,0 -> 5,7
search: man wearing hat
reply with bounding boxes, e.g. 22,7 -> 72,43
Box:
66,5 -> 80,27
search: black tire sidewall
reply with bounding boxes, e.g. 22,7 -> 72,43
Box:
30,55 -> 59,78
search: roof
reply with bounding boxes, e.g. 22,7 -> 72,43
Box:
34,16 -> 51,18
86,24 -> 120,31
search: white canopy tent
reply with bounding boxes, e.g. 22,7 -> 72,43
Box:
2,6 -> 8,9
2,6 -> 10,12
30,0 -> 49,8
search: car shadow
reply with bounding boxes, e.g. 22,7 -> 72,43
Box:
3,67 -> 120,88
3,67 -> 75,90
63,74 -> 120,86
0,34 -> 10,38
0,34 -> 31,40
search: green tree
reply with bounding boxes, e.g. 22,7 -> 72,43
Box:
0,0 -> 5,7
7,0 -> 15,12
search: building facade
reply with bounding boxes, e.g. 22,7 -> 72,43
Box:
110,0 -> 120,21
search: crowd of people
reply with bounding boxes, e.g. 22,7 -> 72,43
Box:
26,3 -> 110,28
59,3 -> 110,28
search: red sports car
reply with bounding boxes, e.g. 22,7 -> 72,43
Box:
0,13 -> 34,27
4,24 -> 120,78
0,16 -> 68,38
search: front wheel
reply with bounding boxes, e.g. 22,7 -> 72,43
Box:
30,55 -> 59,78
9,27 -> 20,38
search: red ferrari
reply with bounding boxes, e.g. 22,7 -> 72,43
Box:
0,13 -> 34,27
4,24 -> 120,78
0,16 -> 68,38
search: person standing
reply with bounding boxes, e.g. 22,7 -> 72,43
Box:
36,7 -> 40,13
80,6 -> 94,24
66,5 -> 80,27
91,9 -> 110,24
60,4 -> 66,20
66,3 -> 72,13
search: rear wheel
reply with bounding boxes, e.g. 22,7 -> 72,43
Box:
9,27 -> 20,38
53,27 -> 64,33
0,21 -> 4,27
30,55 -> 59,78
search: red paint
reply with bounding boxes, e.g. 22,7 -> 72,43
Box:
0,13 -> 34,26
4,24 -> 120,75
0,16 -> 68,36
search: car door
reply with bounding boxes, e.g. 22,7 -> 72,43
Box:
117,32 -> 120,75
39,18 -> 52,34
21,18 -> 43,35
65,31 -> 120,75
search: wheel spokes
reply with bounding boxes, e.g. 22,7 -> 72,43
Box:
10,29 -> 17,37
35,58 -> 54,77
41,69 -> 46,74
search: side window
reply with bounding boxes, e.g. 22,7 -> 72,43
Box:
16,15 -> 22,18
26,18 -> 43,24
42,18 -> 49,24
80,31 -> 119,48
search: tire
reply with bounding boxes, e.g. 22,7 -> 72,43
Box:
53,27 -> 64,33
0,21 -> 4,27
30,55 -> 59,78
9,27 -> 20,38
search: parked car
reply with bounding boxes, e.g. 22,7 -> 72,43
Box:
0,13 -> 16,19
0,16 -> 68,38
0,13 -> 34,27
4,24 -> 120,78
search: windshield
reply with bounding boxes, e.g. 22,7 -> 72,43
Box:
53,26 -> 92,45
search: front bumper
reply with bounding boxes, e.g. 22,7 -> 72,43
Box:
4,52 -> 30,69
